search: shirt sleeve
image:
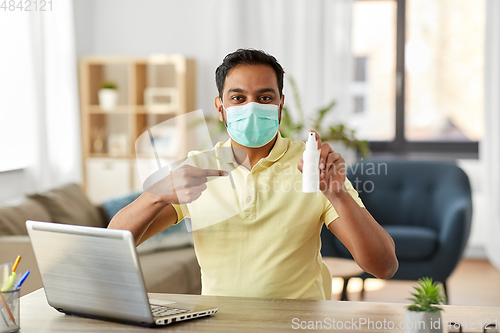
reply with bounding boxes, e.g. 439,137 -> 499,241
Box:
321,177 -> 365,227
171,204 -> 190,224
167,153 -> 197,224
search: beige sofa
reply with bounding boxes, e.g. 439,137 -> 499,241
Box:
0,183 -> 201,296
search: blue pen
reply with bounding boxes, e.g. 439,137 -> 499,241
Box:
14,271 -> 29,290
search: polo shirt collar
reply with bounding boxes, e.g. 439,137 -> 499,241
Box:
216,132 -> 288,165
264,132 -> 288,162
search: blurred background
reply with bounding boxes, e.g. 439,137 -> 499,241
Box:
1,0 -> 499,305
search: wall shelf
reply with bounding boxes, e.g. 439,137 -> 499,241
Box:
79,55 -> 196,202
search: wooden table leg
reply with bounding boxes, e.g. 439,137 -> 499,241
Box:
340,277 -> 350,301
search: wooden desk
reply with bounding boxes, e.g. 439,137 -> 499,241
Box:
19,289 -> 499,332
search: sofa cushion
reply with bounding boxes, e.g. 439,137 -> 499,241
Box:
101,191 -> 142,222
0,199 -> 52,236
139,246 -> 201,294
29,183 -> 105,228
136,220 -> 194,254
102,192 -> 194,253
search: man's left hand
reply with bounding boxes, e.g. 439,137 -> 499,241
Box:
297,130 -> 346,197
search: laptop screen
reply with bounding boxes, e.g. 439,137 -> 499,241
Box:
26,221 -> 154,325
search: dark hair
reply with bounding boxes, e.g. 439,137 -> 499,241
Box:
215,49 -> 285,101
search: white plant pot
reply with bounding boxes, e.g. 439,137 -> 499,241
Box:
98,89 -> 118,111
405,310 -> 442,333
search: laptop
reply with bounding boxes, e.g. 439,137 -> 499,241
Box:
26,220 -> 218,327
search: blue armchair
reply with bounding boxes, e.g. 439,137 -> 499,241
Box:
320,160 -> 473,300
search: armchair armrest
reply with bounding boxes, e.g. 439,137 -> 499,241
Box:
438,198 -> 472,250
420,198 -> 473,282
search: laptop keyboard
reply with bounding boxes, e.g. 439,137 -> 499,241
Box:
150,304 -> 190,318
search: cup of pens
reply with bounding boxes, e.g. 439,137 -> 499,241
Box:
1,257 -> 29,333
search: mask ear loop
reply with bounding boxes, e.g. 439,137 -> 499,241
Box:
277,101 -> 282,125
219,97 -> 229,129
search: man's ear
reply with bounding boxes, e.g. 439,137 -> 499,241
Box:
215,96 -> 224,122
280,94 -> 285,112
278,94 -> 285,122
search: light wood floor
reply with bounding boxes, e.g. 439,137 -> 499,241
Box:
332,259 -> 500,307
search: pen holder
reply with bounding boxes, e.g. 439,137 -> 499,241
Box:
0,288 -> 19,333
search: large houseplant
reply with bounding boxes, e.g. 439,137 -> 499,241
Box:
280,77 -> 370,160
405,277 -> 446,333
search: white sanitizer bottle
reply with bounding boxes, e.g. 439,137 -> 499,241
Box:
302,132 -> 320,193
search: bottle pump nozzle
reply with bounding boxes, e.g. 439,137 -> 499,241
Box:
306,132 -> 316,150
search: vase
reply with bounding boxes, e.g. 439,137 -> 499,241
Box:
98,88 -> 118,111
405,310 -> 442,333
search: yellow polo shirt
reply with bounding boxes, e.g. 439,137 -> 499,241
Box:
171,133 -> 364,300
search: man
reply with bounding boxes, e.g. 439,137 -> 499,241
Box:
109,49 -> 398,300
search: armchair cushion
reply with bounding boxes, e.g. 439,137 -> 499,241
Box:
344,160 -> 471,284
322,160 -> 472,286
329,225 -> 438,261
384,225 -> 438,261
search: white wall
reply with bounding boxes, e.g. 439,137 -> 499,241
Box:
73,0 -> 230,116
457,160 -> 487,258
0,170 -> 29,202
72,0 -> 354,124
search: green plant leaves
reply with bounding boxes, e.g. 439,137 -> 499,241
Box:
280,106 -> 303,140
407,277 -> 445,312
102,81 -> 117,89
279,76 -> 370,158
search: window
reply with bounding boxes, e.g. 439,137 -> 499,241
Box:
350,0 -> 484,156
0,12 -> 35,172
353,57 -> 368,114
350,1 -> 396,141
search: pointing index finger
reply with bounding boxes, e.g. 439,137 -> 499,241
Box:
202,169 -> 229,177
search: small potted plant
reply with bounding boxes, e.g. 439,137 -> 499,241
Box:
405,277 -> 446,333
98,81 -> 118,111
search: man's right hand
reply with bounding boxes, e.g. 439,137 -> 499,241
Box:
147,165 -> 228,205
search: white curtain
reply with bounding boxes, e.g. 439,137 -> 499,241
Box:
482,0 -> 500,270
215,0 -> 353,135
0,2 -> 81,195
0,11 -> 35,174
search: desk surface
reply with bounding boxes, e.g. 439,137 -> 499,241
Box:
19,289 -> 499,332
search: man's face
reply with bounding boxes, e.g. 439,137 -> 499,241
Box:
215,64 -> 284,122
